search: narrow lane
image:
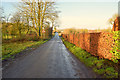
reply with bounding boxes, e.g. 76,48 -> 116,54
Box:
3,33 -> 98,78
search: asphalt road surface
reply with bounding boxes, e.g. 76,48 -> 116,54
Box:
3,33 -> 99,78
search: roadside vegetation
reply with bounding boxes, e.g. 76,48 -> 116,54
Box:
1,1 -> 59,61
2,39 -> 48,61
61,38 -> 118,78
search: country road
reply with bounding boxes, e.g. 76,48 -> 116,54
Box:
3,33 -> 99,78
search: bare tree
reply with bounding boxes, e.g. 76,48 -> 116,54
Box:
18,0 -> 59,37
108,14 -> 118,26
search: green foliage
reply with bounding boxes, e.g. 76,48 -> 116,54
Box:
2,40 -> 48,60
104,67 -> 118,78
93,68 -> 105,74
110,31 -> 120,63
96,62 -> 103,68
61,38 -> 118,78
93,66 -> 118,78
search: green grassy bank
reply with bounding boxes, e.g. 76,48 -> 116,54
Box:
2,40 -> 48,60
61,38 -> 118,78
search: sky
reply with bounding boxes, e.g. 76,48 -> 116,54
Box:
1,0 -> 120,2
1,0 -> 119,30
58,2 -> 118,29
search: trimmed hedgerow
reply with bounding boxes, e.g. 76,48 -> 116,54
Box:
61,38 -> 118,78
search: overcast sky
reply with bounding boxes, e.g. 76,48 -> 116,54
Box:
1,0 -> 119,30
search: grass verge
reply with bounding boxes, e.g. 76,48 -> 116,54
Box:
61,38 -> 118,78
2,39 -> 49,61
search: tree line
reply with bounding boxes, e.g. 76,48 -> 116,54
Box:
1,0 -> 59,40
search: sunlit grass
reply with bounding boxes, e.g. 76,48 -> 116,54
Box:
61,38 -> 118,78
2,35 -> 14,39
2,40 -> 48,60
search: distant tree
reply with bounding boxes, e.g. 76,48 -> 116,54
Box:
10,12 -> 26,37
108,14 -> 118,26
